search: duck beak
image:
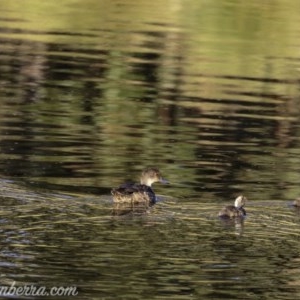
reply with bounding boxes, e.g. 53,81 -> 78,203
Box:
160,178 -> 169,184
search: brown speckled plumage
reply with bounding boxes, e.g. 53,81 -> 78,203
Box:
292,198 -> 300,207
218,195 -> 247,218
111,167 -> 166,205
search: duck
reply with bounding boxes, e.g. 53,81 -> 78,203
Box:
218,195 -> 247,218
292,198 -> 300,207
111,167 -> 167,205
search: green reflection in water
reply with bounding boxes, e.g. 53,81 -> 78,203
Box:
0,178 -> 300,299
1,2 -> 300,300
0,0 -> 300,200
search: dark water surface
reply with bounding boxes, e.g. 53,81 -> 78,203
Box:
1,0 -> 300,299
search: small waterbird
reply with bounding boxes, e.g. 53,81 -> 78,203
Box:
111,167 -> 168,205
292,198 -> 300,207
218,195 -> 247,218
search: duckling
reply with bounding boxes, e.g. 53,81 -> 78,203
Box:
111,167 -> 167,205
218,195 -> 247,218
292,198 -> 300,207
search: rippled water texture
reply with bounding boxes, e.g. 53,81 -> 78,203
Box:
0,0 -> 300,299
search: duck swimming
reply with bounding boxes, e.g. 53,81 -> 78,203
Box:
292,198 -> 300,207
218,195 -> 247,218
111,167 -> 167,205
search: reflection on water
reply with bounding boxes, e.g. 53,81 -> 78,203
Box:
112,201 -> 152,216
0,0 -> 300,299
1,180 -> 300,299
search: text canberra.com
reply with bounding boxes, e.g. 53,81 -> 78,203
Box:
0,282 -> 78,297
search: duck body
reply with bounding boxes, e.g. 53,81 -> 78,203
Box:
111,167 -> 167,205
292,198 -> 300,207
218,195 -> 247,219
111,182 -> 156,204
218,205 -> 246,218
